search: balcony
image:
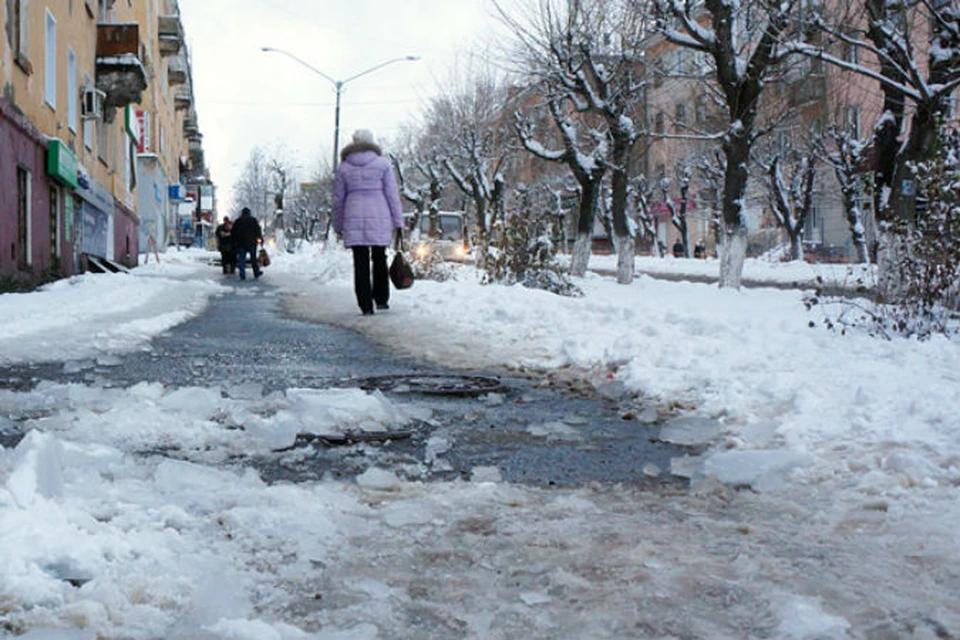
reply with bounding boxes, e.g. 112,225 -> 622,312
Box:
167,52 -> 187,86
183,115 -> 199,137
95,23 -> 147,112
157,15 -> 183,57
174,90 -> 193,111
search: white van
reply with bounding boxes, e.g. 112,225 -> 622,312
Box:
403,211 -> 469,262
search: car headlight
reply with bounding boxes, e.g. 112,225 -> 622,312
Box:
414,244 -> 430,259
453,245 -> 466,259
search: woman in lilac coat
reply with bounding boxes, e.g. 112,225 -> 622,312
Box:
333,129 -> 405,315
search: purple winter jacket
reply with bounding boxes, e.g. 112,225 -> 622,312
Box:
333,143 -> 404,247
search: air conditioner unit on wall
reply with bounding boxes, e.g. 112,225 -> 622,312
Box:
81,87 -> 105,120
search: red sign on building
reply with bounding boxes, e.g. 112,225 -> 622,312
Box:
136,110 -> 151,153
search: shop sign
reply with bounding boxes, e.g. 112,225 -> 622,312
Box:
136,110 -> 151,153
77,174 -> 114,214
47,139 -> 79,189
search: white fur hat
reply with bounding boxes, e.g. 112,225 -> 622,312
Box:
352,129 -> 375,144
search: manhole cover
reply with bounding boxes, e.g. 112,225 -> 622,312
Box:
357,374 -> 507,397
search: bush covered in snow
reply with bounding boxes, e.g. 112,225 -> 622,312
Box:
805,129 -> 960,340
477,196 -> 581,297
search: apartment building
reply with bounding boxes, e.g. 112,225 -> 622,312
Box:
643,37 -> 721,255
643,2 -> 958,262
0,0 -> 211,286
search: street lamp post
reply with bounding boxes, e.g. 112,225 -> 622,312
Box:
260,47 -> 419,171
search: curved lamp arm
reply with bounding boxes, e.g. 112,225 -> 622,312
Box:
342,55 -> 421,85
261,47 -> 339,87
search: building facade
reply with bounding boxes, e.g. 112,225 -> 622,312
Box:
642,2 -> 958,262
0,0 -> 211,287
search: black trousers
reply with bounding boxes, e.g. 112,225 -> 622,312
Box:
219,249 -> 236,273
351,245 -> 389,313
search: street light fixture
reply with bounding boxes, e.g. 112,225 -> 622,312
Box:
261,47 -> 420,171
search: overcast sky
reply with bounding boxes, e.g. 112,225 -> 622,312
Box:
178,0 -> 507,213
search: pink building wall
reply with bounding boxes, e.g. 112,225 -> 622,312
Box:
0,101 -> 75,283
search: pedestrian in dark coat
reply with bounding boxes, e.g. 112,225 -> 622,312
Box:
333,129 -> 405,315
215,216 -> 236,274
231,207 -> 263,280
673,239 -> 685,258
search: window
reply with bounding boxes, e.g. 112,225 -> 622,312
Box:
846,106 -> 860,139
804,203 -> 822,243
695,103 -> 706,124
843,41 -> 858,64
12,0 -> 32,73
98,0 -> 115,22
675,49 -> 688,75
44,10 -> 57,109
97,117 -> 109,164
693,51 -> 708,76
159,122 -> 166,154
68,49 -> 78,131
944,91 -> 956,120
654,112 -> 665,134
50,186 -> 61,265
776,131 -> 789,156
675,104 -> 687,126
83,74 -> 94,150
17,166 -> 32,267
652,59 -> 664,88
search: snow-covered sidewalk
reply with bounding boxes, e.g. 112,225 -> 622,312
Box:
0,246 -> 956,639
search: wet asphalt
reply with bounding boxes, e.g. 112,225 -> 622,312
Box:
0,277 -> 693,488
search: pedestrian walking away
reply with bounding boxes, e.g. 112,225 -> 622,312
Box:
231,207 -> 263,280
215,216 -> 236,274
673,239 -> 685,258
333,129 -> 405,315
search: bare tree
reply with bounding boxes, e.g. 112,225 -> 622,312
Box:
654,0 -> 801,287
421,56 -> 515,238
266,158 -> 291,251
289,171 -> 331,246
659,165 -> 694,257
790,0 -> 960,220
760,151 -> 817,261
629,174 -> 662,255
517,95 -> 608,276
497,0 -> 649,284
390,153 -> 446,235
233,147 -> 272,222
816,124 -> 871,263
691,147 -> 726,246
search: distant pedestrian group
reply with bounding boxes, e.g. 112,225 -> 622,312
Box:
216,207 -> 263,280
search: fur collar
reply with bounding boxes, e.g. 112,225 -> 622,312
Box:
340,141 -> 382,162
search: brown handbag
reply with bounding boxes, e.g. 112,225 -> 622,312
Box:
388,231 -> 413,289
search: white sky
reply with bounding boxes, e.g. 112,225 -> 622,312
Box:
1,249 -> 957,638
177,0 -> 503,214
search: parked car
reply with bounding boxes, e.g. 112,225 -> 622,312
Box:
403,211 -> 469,262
